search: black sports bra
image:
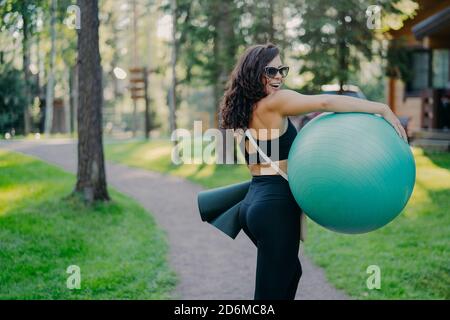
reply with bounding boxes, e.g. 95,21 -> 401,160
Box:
243,118 -> 298,165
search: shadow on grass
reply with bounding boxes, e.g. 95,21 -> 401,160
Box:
423,150 -> 450,171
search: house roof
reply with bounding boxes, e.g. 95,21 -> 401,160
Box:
412,6 -> 450,39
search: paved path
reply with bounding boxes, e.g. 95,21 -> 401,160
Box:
0,139 -> 349,300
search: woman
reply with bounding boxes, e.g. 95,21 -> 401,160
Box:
219,43 -> 407,300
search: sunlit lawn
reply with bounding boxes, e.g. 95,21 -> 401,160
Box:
105,138 -> 252,189
105,139 -> 450,299
0,149 -> 177,299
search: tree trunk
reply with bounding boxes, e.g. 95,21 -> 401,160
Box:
273,1 -> 287,61
212,0 -> 236,163
268,0 -> 274,42
44,0 -> 57,135
337,10 -> 348,94
212,0 -> 235,128
69,65 -> 79,135
169,0 -> 177,135
144,67 -> 150,139
63,69 -> 71,133
36,27 -> 45,133
131,0 -> 139,137
22,13 -> 31,135
74,0 -> 110,203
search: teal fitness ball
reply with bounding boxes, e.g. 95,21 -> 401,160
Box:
287,112 -> 416,234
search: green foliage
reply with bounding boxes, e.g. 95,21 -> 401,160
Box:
55,0 -> 78,64
296,0 -> 371,92
0,65 -> 27,134
165,0 -> 292,87
160,0 -> 240,87
385,37 -> 412,82
296,0 -> 416,92
357,78 -> 386,102
0,0 -> 47,34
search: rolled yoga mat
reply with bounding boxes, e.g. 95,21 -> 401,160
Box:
197,180 -> 251,239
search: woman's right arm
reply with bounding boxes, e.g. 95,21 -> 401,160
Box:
264,89 -> 407,142
265,89 -> 388,116
264,89 -> 329,115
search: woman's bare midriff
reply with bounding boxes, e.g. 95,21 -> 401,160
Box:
247,159 -> 288,176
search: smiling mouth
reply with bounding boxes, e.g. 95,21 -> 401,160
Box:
269,83 -> 281,89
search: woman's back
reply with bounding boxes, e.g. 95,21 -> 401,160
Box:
247,97 -> 286,140
244,96 -> 298,166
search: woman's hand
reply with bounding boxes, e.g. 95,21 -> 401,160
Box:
381,105 -> 408,143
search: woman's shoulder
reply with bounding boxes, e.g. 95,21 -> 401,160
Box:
259,89 -> 296,112
251,103 -> 287,134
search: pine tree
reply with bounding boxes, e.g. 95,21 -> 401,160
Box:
74,0 -> 110,203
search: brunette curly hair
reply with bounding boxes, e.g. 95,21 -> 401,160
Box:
219,43 -> 280,130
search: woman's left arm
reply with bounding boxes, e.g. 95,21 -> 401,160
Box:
323,94 -> 408,143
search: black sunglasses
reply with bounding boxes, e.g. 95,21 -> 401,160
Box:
264,66 -> 289,78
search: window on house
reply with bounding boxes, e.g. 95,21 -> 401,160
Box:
432,49 -> 450,89
407,50 -> 430,93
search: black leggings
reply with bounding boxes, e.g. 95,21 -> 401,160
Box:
239,175 -> 302,300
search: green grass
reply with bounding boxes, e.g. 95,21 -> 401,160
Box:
105,139 -> 450,299
105,138 -> 251,189
0,149 -> 177,299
